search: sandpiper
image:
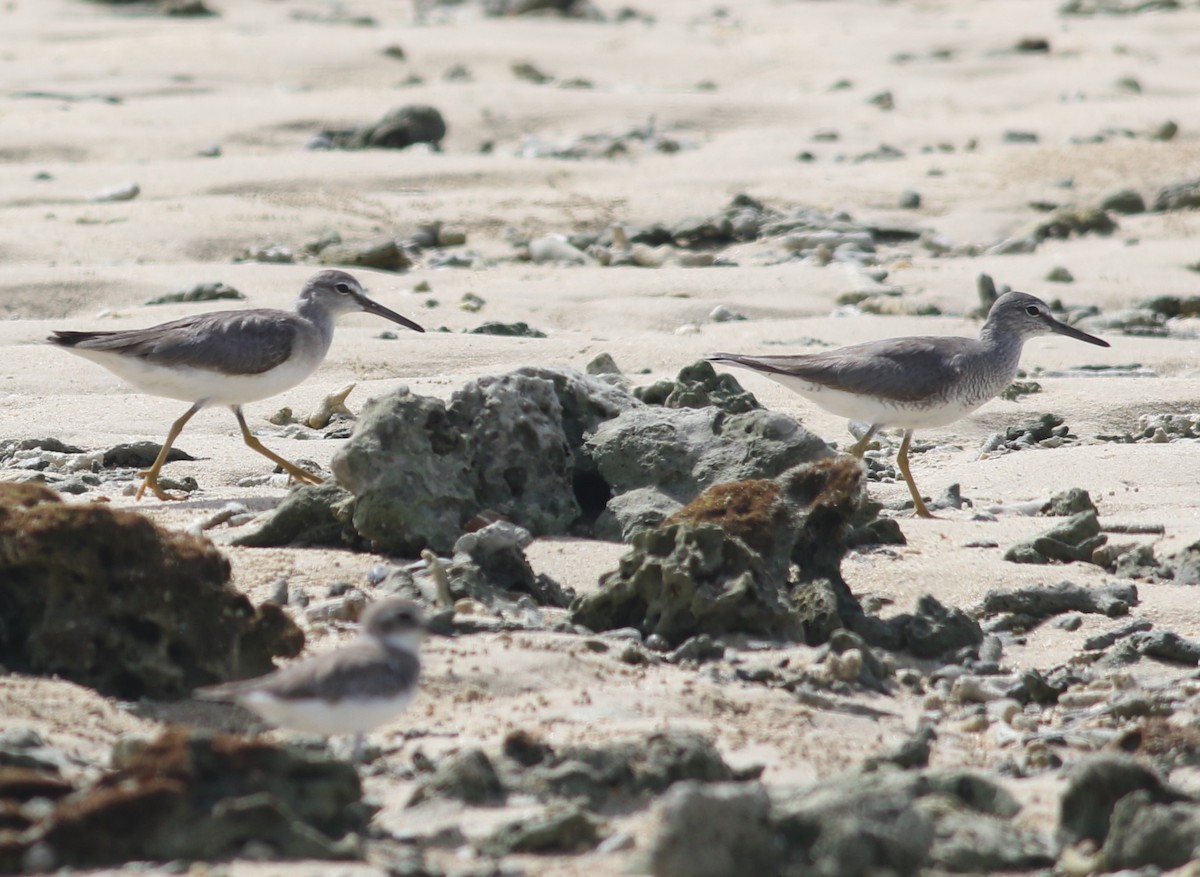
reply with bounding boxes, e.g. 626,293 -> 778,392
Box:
49,269 -> 423,499
709,291 -> 1110,518
195,597 -> 427,761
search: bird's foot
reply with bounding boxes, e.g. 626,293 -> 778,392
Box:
135,471 -> 179,501
281,465 -> 324,486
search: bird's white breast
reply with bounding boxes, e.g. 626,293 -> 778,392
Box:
764,374 -> 988,430
63,346 -> 322,407
237,689 -> 416,736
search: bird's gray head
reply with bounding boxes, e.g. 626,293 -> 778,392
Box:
983,291 -> 1109,349
300,270 -> 425,333
361,597 -> 428,653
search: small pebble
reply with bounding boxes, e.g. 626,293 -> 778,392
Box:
89,181 -> 140,202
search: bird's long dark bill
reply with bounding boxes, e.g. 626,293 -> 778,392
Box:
359,295 -> 425,333
1046,315 -> 1109,348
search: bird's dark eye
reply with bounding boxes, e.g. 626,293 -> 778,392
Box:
1025,305 -> 1040,316
335,282 -> 352,295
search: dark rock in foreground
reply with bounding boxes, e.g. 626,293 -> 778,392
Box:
409,730 -> 736,818
0,729 -> 366,870
1058,754 -> 1189,848
649,767 -> 1046,877
650,782 -> 780,877
0,483 -> 302,699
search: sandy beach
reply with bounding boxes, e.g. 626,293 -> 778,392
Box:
4,0 -> 1200,874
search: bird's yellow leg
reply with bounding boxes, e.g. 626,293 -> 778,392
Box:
847,424 -> 880,459
136,402 -> 203,501
896,429 -> 934,518
233,406 -> 324,485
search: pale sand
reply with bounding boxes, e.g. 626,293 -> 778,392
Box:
3,0 -> 1200,872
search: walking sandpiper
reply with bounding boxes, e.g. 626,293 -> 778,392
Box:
50,269 -> 424,499
709,291 -> 1109,518
195,597 -> 427,762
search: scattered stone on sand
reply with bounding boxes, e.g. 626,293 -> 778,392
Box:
1133,410 -> 1200,441
305,383 -> 356,429
977,411 -> 1079,455
1151,176 -> 1200,212
234,243 -> 294,264
980,580 -> 1138,631
1132,630 -> 1200,665
103,440 -> 195,469
0,483 -> 302,698
481,802 -> 604,856
484,0 -> 606,18
408,730 -> 735,822
146,281 -> 243,305
1059,0 -> 1183,13
1003,510 -> 1107,565
317,238 -> 411,272
230,482 -> 359,549
449,521 -> 574,608
527,233 -> 588,263
1040,487 -> 1096,516
0,729 -> 367,870
1030,205 -> 1117,241
519,119 -> 695,161
1098,187 -> 1147,214
510,60 -> 554,84
897,593 -> 983,658
634,360 -> 762,414
316,104 -> 446,151
407,748 -> 506,806
87,181 -> 139,202
468,320 -> 547,337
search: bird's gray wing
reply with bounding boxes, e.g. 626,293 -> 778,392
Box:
50,309 -> 297,376
198,642 -> 420,703
710,337 -> 975,404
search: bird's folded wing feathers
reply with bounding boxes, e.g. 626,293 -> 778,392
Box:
711,338 -> 972,404
51,310 -> 298,376
195,643 -> 420,703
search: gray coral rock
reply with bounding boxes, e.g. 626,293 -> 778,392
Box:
593,486 -> 683,542
332,388 -> 476,555
448,371 -> 581,535
571,522 -> 799,645
634,360 -> 762,414
585,405 -> 831,503
1058,754 -> 1189,848
650,782 -> 780,877
331,368 -> 636,554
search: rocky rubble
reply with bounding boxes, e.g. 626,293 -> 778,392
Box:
0,482 -> 301,699
0,730 -> 367,871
